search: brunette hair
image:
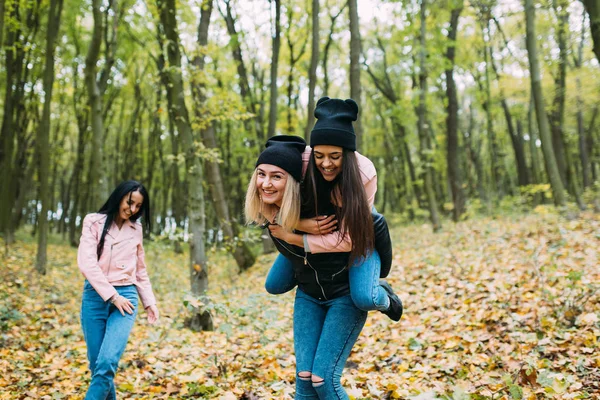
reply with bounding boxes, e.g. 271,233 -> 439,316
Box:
96,180 -> 151,259
244,168 -> 301,231
303,148 -> 374,263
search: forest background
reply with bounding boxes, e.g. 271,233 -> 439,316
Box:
1,0 -> 600,398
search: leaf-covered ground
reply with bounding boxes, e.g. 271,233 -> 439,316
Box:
1,211 -> 599,399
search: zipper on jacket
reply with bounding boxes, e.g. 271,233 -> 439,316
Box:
331,266 -> 346,279
305,258 -> 327,300
273,237 -> 327,300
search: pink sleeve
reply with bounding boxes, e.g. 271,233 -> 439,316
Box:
77,215 -> 118,301
306,230 -> 352,253
135,229 -> 157,308
301,146 -> 311,178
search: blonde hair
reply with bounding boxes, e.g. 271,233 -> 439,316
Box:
244,168 -> 301,232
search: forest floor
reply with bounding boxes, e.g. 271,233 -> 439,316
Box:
1,210 -> 599,399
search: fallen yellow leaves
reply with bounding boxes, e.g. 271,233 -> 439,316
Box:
0,211 -> 599,398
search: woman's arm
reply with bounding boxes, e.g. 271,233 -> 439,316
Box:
135,229 -> 157,309
304,173 -> 376,254
135,229 -> 159,324
77,214 -> 118,301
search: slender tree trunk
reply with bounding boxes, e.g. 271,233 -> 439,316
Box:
348,0 -> 362,148
582,0 -> 600,63
575,11 -> 593,188
527,96 -> 543,186
0,2 -> 20,243
549,0 -> 569,188
322,5 -> 345,95
85,0 -> 108,204
220,0 -> 264,143
418,0 -> 440,231
157,0 -> 212,331
525,0 -> 567,206
0,0 -> 5,50
305,0 -> 319,139
481,24 -> 502,197
445,3 -> 465,222
191,0 -> 255,272
465,107 -> 487,204
36,0 -> 64,274
267,0 -> 281,138
587,106 -> 598,182
284,9 -> 308,135
489,49 -> 529,188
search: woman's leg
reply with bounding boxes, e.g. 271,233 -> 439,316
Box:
265,253 -> 297,294
349,251 -> 389,311
81,281 -> 109,395
293,289 -> 327,400
85,285 -> 138,400
311,295 -> 367,399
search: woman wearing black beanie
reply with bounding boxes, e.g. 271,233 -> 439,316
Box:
261,98 -> 402,399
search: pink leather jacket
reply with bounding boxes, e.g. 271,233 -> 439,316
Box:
77,213 -> 157,308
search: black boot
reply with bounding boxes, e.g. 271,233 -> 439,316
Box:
380,280 -> 403,321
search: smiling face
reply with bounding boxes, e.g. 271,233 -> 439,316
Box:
256,164 -> 288,207
313,145 -> 344,181
116,190 -> 144,225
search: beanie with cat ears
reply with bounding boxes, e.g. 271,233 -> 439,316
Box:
310,97 -> 358,151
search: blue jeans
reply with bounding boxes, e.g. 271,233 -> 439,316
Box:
265,252 -> 390,311
293,289 -> 367,399
80,281 -> 138,400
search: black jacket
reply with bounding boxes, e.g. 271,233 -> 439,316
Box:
270,211 -> 393,301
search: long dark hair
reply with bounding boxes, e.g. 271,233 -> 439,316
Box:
302,149 -> 374,263
96,180 -> 151,259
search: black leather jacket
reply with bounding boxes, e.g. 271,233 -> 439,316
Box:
270,211 -> 393,301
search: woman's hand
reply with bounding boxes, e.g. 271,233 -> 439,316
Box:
269,224 -> 303,246
145,305 -> 160,325
112,295 -> 135,316
297,215 -> 337,235
268,224 -> 288,240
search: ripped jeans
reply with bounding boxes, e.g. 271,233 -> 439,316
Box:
293,289 -> 367,399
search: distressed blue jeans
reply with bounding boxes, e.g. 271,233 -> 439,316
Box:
293,289 -> 367,399
265,252 -> 390,311
80,281 -> 138,400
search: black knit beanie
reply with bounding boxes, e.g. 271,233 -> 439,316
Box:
310,97 -> 359,151
255,135 -> 306,182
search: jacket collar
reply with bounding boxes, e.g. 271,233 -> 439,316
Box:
107,217 -> 137,240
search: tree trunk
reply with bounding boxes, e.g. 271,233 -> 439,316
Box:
35,0 -> 64,274
418,0 -> 441,231
582,0 -> 600,63
0,2 -> 20,243
587,106 -> 598,182
445,3 -> 465,222
322,5 -> 345,95
220,0 -> 264,144
525,0 -> 567,206
575,10 -> 593,188
481,23 -> 502,197
489,47 -> 529,188
465,107 -> 487,204
86,0 -> 107,204
267,0 -> 281,139
157,0 -> 213,331
305,0 -> 319,139
548,0 -> 569,188
527,97 -> 543,186
191,0 -> 256,272
348,0 -> 362,149
284,8 -> 308,135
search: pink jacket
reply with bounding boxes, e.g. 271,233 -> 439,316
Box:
77,213 -> 157,308
301,146 -> 377,253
